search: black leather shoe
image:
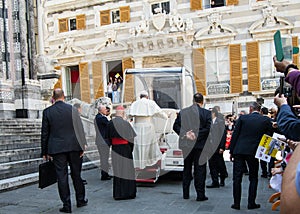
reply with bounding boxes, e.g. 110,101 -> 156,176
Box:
77,199 -> 88,208
101,176 -> 112,180
82,179 -> 88,185
196,196 -> 208,201
206,183 -> 219,188
183,195 -> 189,199
220,180 -> 225,186
231,204 -> 240,210
248,203 -> 260,209
59,207 -> 72,213
261,174 -> 268,178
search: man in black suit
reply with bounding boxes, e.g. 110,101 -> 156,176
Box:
260,107 -> 275,178
229,102 -> 273,210
41,89 -> 88,213
173,93 -> 212,201
206,107 -> 227,188
94,104 -> 112,180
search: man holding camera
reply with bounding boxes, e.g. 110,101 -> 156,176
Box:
273,56 -> 300,213
273,56 -> 300,141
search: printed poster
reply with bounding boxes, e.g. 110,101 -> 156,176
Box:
255,134 -> 285,163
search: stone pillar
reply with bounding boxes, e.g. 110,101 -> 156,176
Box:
0,81 -> 15,118
14,80 -> 44,119
37,0 -> 45,54
183,49 -> 193,73
133,57 -> 143,68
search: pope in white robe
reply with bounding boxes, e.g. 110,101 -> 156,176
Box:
129,90 -> 167,169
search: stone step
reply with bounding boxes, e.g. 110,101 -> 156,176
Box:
0,129 -> 41,135
0,124 -> 41,129
0,133 -> 41,140
0,119 -> 42,127
0,118 -> 42,124
0,159 -> 100,192
0,147 -> 41,163
0,158 -> 43,180
0,149 -> 99,180
0,121 -> 42,129
0,126 -> 41,131
0,137 -> 41,150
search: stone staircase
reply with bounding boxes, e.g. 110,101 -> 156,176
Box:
0,119 -> 100,192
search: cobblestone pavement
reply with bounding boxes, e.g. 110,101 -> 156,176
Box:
0,158 -> 277,214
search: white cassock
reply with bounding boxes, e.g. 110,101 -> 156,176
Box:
129,97 -> 167,169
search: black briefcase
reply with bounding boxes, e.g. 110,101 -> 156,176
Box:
38,160 -> 57,189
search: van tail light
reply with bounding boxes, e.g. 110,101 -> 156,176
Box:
173,150 -> 182,156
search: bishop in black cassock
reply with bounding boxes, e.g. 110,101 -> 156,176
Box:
107,105 -> 137,200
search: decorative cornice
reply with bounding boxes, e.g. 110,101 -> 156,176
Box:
94,29 -> 128,53
249,5 -> 293,39
53,37 -> 85,58
194,12 -> 236,45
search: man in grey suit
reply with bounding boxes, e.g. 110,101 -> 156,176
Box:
229,102 -> 273,210
41,89 -> 88,213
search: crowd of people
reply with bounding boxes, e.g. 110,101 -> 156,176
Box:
107,76 -> 123,104
41,56 -> 300,213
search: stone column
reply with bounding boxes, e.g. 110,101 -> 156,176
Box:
37,0 -> 45,54
133,57 -> 143,68
183,49 -> 193,73
13,0 -> 42,118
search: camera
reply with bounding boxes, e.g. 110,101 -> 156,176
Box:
278,76 -> 300,118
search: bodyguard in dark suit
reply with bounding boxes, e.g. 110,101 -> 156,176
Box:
229,102 -> 273,210
173,93 -> 212,201
259,107 -> 275,178
41,89 -> 88,213
94,105 -> 112,180
207,107 -> 227,188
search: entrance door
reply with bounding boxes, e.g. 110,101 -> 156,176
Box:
107,60 -> 123,103
65,65 -> 81,100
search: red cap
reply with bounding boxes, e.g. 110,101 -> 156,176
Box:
116,105 -> 125,111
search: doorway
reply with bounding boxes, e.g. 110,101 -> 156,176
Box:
65,65 -> 81,100
107,60 -> 123,103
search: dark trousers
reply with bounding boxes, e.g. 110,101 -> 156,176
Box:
97,143 -> 111,177
232,154 -> 259,206
182,148 -> 206,198
268,157 -> 275,175
260,160 -> 268,176
208,152 -> 227,185
52,151 -> 85,208
260,157 -> 275,176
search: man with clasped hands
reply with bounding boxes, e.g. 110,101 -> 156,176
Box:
173,93 -> 212,201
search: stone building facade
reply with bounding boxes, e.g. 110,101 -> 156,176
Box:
2,0 -> 300,118
0,0 -> 42,118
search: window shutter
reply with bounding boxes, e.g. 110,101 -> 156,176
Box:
122,58 -> 134,102
227,0 -> 239,6
293,36 -> 299,67
79,62 -> 91,103
246,41 -> 261,92
120,6 -> 130,23
230,44 -> 242,93
92,61 -> 104,99
54,66 -> 61,70
193,48 -> 206,95
76,14 -> 86,30
53,75 -> 62,89
100,10 -> 110,26
58,18 -> 68,33
190,0 -> 202,10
